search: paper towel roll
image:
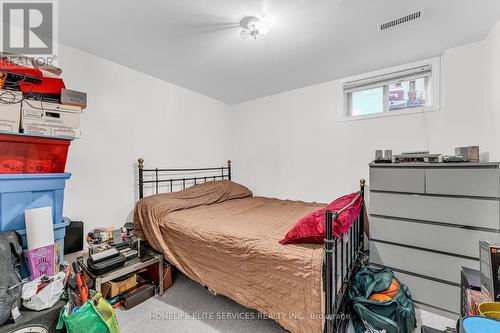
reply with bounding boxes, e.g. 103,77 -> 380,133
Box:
25,207 -> 54,250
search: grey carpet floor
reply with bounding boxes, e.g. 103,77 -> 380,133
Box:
116,272 -> 456,333
116,272 -> 287,333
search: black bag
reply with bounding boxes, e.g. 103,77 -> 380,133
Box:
0,231 -> 23,325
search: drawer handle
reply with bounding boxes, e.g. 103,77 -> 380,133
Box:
461,225 -> 479,231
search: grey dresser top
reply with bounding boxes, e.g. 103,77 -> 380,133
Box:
369,162 -> 500,168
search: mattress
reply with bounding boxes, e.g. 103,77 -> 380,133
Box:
134,181 -> 345,333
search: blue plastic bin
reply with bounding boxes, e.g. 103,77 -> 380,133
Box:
17,217 -> 70,279
460,316 -> 500,333
16,217 -> 70,249
0,173 -> 71,231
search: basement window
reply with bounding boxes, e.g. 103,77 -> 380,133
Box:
341,57 -> 440,120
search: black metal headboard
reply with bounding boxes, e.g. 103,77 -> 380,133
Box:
137,158 -> 231,199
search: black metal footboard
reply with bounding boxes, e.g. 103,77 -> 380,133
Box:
324,179 -> 366,333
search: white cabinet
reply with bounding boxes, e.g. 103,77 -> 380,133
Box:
369,163 -> 500,316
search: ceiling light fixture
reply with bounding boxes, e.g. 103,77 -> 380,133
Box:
240,15 -> 275,39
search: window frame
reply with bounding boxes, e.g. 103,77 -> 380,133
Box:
339,57 -> 441,122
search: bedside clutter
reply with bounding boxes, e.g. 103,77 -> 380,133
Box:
77,224 -> 171,309
76,247 -> 170,309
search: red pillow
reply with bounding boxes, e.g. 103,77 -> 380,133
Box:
279,192 -> 363,245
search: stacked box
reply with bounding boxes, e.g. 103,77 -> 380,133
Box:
21,100 -> 81,138
0,90 -> 22,133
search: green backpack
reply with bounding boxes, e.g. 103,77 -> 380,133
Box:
348,265 -> 416,333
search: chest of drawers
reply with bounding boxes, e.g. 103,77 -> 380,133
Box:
369,163 -> 500,316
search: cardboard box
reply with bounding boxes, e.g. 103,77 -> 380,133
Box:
144,262 -> 173,290
61,89 -> 87,109
0,90 -> 22,133
21,100 -> 81,138
455,146 -> 480,162
479,240 -> 500,301
101,273 -> 137,298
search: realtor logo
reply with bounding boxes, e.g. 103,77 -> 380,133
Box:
1,0 -> 58,61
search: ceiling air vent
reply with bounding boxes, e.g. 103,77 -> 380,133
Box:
379,10 -> 423,31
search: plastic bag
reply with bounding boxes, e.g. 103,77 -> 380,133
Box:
22,272 -> 66,311
57,292 -> 120,333
0,231 -> 23,325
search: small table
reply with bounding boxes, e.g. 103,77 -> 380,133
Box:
77,249 -> 164,296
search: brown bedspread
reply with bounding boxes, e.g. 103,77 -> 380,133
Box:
134,181 -> 326,333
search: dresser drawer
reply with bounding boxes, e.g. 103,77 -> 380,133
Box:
370,192 -> 500,230
426,168 -> 500,197
370,168 -> 425,193
370,217 -> 500,258
370,241 -> 478,284
393,271 -> 460,314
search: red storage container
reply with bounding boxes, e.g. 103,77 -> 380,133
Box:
0,133 -> 71,174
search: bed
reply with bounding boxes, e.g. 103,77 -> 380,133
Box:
133,159 -> 367,333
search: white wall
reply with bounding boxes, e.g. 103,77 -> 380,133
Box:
231,24 -> 500,203
484,19 -> 500,155
59,18 -> 500,232
59,45 -> 232,233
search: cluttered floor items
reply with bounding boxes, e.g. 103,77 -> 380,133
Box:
0,52 -> 85,279
347,239 -> 500,333
0,53 -> 169,332
0,224 -> 170,333
351,239 -> 500,333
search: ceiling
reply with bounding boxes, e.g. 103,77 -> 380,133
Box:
59,0 -> 500,104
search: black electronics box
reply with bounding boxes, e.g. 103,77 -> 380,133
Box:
87,252 -> 126,275
460,266 -> 481,317
122,283 -> 155,309
479,240 -> 500,301
64,220 -> 84,254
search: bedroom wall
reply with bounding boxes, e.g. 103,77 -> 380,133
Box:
231,21 -> 500,203
58,17 -> 500,233
484,19 -> 500,154
58,45 -> 233,233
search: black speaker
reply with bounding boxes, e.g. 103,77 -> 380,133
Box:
64,220 -> 83,254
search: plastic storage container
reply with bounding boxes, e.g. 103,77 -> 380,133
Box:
17,217 -> 70,259
459,316 -> 500,333
0,172 -> 71,231
17,218 -> 70,279
0,132 -> 71,173
479,302 -> 500,319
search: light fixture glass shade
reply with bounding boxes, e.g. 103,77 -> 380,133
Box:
240,30 -> 251,39
254,21 -> 269,35
257,15 -> 275,35
239,15 -> 275,39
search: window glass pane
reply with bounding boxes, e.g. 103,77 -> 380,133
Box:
388,77 -> 426,111
350,87 -> 383,116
